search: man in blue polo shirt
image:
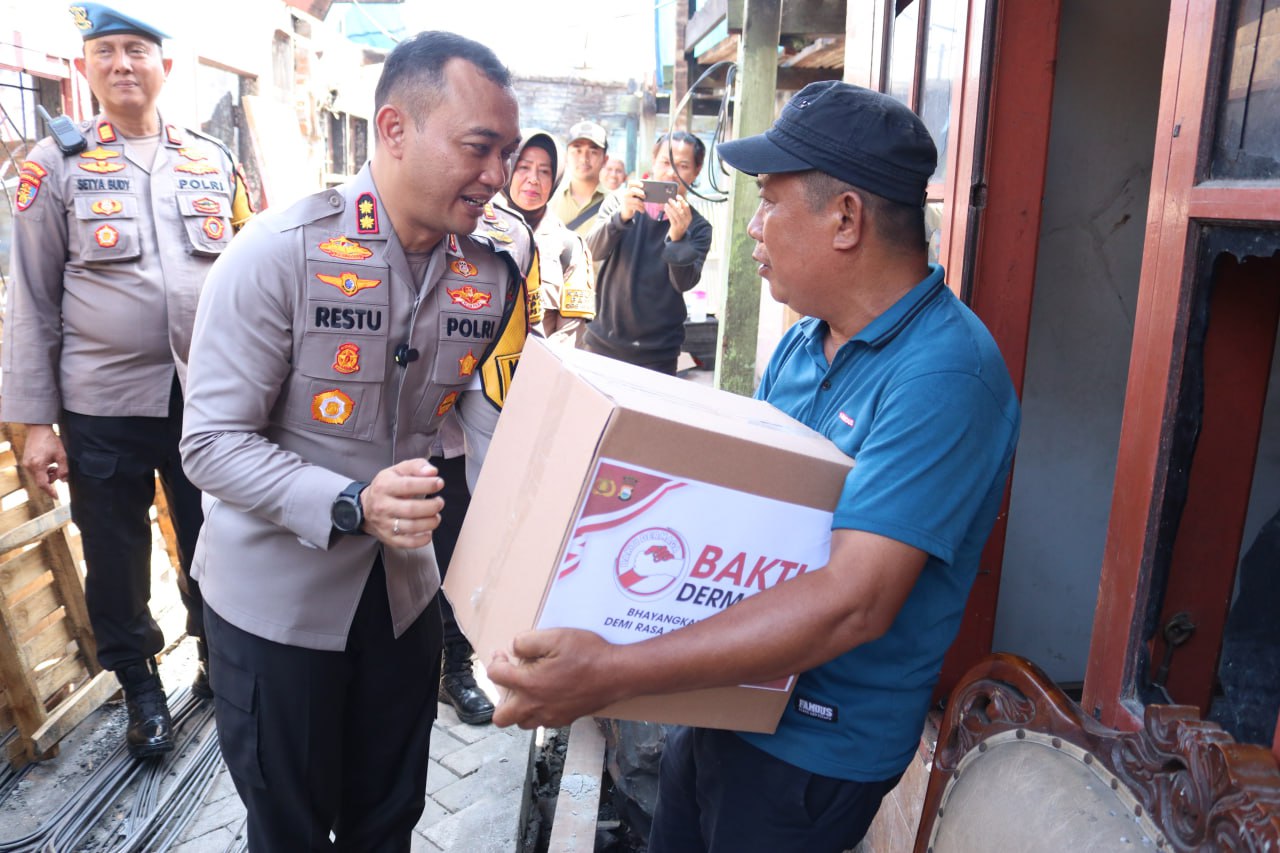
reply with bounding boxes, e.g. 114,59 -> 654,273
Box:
488,81 -> 1020,851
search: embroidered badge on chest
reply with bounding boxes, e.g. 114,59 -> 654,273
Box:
318,236 -> 374,261
447,284 -> 492,310
176,161 -> 219,175
436,391 -> 459,417
485,230 -> 513,243
333,343 -> 361,374
356,192 -> 379,234
177,147 -> 208,162
192,197 -> 221,215
203,217 -> 225,241
91,199 -> 123,216
458,350 -> 478,377
449,259 -> 479,278
316,271 -> 381,297
79,147 -> 123,174
311,389 -> 355,425
94,224 -> 120,248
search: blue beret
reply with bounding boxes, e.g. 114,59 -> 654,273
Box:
69,3 -> 169,43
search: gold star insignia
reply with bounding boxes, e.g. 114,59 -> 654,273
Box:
358,198 -> 375,215
359,214 -> 376,230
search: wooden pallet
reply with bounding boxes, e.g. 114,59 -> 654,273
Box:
0,423 -> 107,767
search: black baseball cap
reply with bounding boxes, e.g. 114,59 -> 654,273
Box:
717,81 -> 936,206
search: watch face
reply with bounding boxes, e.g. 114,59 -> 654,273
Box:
333,499 -> 361,532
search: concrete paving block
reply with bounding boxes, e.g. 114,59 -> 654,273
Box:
431,745 -> 529,814
410,828 -> 446,852
429,727 -> 469,760
423,789 -> 525,853
416,793 -> 452,828
438,728 -> 527,778
425,757 -> 462,796
445,719 -> 496,745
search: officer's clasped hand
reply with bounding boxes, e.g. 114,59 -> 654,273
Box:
360,458 -> 445,547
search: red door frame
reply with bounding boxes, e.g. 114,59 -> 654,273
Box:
1082,0 -> 1280,744
933,0 -> 1062,694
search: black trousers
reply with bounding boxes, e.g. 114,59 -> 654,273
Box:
205,559 -> 442,851
428,454 -> 471,654
648,726 -> 901,853
61,377 -> 203,672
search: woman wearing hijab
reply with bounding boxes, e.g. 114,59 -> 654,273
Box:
503,131 -> 596,347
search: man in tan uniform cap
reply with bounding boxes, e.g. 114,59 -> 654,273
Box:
1,2 -> 251,759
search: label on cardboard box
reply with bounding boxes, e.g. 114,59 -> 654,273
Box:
536,458 -> 834,691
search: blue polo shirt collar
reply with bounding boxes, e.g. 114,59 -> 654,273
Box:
804,264 -> 947,356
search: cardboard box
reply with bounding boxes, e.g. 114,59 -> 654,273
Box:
445,338 -> 854,733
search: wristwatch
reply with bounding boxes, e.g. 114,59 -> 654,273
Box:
331,481 -> 369,534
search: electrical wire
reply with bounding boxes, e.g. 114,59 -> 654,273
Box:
659,60 -> 738,203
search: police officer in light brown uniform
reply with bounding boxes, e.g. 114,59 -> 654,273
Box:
1,2 -> 251,759
180,31 -> 533,848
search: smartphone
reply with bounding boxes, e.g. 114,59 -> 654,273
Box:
36,105 -> 86,155
641,180 -> 678,205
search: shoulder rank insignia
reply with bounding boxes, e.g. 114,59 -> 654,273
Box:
317,271 -> 381,297
203,217 -> 226,241
458,350 -> 478,378
192,197 -> 221,215
176,161 -> 219,175
165,125 -> 185,146
96,122 -> 117,143
356,192 -> 379,234
94,224 -> 120,248
482,203 -> 509,231
91,199 -> 123,216
436,391 -> 459,417
318,236 -> 374,261
449,258 -> 479,278
333,343 -> 361,374
446,234 -> 461,256
312,389 -> 355,425
448,284 -> 492,311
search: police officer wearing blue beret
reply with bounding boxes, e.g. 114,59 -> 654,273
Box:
2,3 -> 252,759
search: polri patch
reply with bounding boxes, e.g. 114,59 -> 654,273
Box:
316,271 -> 381,297
311,389 -> 355,425
15,175 -> 40,211
447,284 -> 492,310
318,236 -> 373,261
20,160 -> 48,180
332,343 -> 361,374
94,224 -> 120,248
449,259 -> 479,278
458,350 -> 478,377
356,192 -> 378,234
793,695 -> 838,724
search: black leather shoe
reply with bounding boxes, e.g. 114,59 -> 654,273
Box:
191,639 -> 212,700
117,659 -> 174,759
439,671 -> 494,725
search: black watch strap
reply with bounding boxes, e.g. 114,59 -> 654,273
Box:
331,480 -> 369,534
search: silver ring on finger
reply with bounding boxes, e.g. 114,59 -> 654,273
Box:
393,518 -> 401,536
